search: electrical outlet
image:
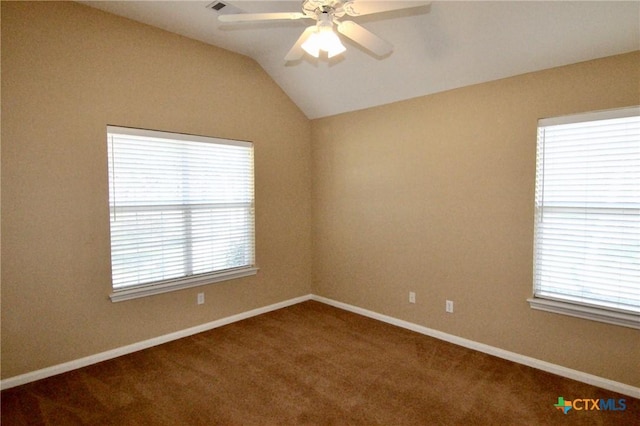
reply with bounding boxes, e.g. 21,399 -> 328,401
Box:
409,291 -> 416,304
446,300 -> 454,313
197,292 -> 205,305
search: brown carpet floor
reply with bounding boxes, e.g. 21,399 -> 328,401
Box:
1,300 -> 638,425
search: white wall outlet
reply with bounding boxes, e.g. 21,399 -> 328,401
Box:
197,292 -> 205,305
409,291 -> 416,304
446,300 -> 454,313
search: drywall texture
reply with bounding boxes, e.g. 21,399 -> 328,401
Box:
311,52 -> 640,387
1,1 -> 312,378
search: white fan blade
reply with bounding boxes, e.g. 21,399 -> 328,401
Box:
344,1 -> 430,17
285,26 -> 317,61
337,21 -> 393,56
219,12 -> 308,23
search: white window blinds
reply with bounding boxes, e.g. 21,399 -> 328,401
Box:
107,126 -> 255,298
532,107 -> 640,322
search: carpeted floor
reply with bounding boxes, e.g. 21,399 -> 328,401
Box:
1,300 -> 638,425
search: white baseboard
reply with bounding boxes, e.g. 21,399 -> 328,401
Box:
3,293 -> 638,399
311,295 -> 640,399
0,294 -> 313,391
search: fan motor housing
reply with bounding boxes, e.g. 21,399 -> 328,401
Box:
302,0 -> 349,19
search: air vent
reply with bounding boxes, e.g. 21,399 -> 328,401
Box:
206,1 -> 243,15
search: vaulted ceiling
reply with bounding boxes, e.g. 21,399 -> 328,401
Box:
80,1 -> 639,119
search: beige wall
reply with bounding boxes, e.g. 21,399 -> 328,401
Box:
1,2 -> 312,378
2,1 -> 638,389
311,51 -> 640,387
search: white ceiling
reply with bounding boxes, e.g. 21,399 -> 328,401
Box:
80,1 -> 639,119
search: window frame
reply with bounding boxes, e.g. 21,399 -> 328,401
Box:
106,126 -> 257,302
528,106 -> 640,329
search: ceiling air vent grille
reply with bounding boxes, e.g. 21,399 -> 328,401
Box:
206,1 -> 243,15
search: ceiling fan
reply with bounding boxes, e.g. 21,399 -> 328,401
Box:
218,1 -> 430,61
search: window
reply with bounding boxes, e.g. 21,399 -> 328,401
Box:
107,126 -> 256,302
529,106 -> 639,329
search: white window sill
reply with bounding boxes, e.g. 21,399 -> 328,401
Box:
527,297 -> 640,330
110,267 -> 259,302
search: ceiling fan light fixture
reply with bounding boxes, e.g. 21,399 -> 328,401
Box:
302,28 -> 346,58
301,11 -> 346,58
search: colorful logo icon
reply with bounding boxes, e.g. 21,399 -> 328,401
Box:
555,397 -> 572,414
